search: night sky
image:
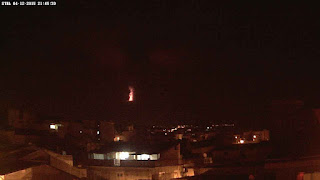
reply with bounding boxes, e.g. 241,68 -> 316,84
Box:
1,2 -> 319,127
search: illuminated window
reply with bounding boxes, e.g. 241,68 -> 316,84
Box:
136,154 -> 159,160
93,153 -> 105,160
137,154 -> 150,160
150,154 -> 159,160
120,152 -> 129,160
115,152 -> 131,160
50,124 -> 61,131
128,154 -> 136,160
50,124 -> 56,130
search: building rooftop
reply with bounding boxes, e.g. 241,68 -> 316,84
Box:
92,141 -> 179,154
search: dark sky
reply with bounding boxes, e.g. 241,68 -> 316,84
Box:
1,2 -> 319,127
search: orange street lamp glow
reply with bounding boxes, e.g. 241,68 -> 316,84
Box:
129,86 -> 134,102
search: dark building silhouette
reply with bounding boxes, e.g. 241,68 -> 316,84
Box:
267,100 -> 320,157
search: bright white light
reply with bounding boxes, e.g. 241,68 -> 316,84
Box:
119,152 -> 129,160
235,136 -> 238,139
253,135 -> 256,138
80,130 -> 82,134
114,137 -> 120,142
128,86 -> 134,102
137,154 -> 152,160
240,140 -> 244,144
141,154 -> 149,160
164,133 -> 167,135
50,124 -> 56,130
97,131 -> 100,135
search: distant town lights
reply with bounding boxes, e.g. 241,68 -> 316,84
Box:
50,124 -> 56,130
128,86 -> 134,102
119,152 -> 129,160
141,154 -> 149,160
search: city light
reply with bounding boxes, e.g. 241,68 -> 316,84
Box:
119,152 -> 130,160
141,154 -> 149,160
128,86 -> 134,102
50,124 -> 56,130
240,139 -> 244,144
49,124 -> 61,130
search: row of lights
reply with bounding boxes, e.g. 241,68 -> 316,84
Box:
235,134 -> 257,144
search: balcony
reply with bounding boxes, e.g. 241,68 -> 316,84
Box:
87,159 -> 157,167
